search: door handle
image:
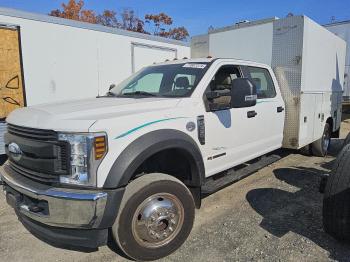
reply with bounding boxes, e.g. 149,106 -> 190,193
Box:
277,106 -> 284,113
247,110 -> 257,118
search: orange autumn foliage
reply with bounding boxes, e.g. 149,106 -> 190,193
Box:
49,0 -> 189,41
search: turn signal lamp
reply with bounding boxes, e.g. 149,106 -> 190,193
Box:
94,136 -> 107,160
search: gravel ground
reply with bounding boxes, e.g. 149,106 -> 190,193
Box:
1,120 -> 350,262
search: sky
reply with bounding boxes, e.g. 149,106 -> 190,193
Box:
0,0 -> 349,36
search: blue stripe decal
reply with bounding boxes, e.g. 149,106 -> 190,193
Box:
115,117 -> 188,139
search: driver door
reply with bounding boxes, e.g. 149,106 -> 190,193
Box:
203,64 -> 261,177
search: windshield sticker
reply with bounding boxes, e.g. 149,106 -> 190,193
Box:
183,63 -> 207,69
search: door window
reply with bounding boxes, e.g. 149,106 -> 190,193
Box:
211,66 -> 241,92
247,67 -> 276,99
208,65 -> 241,108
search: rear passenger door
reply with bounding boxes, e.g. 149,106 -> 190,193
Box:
243,66 -> 285,154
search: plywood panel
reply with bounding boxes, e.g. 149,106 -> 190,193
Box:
0,27 -> 24,119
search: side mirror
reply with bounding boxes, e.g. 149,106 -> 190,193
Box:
231,78 -> 257,108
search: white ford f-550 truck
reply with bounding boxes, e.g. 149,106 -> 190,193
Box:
0,16 -> 347,262
0,57 -> 344,260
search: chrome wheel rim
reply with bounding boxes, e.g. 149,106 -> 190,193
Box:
131,193 -> 184,249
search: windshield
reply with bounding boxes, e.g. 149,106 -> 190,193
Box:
109,62 -> 210,98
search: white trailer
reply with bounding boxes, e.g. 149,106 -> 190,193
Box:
325,20 -> 350,101
0,7 -> 190,154
192,15 -> 346,149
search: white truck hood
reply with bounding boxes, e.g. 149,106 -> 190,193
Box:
6,97 -> 181,132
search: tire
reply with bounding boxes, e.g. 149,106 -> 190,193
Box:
323,144 -> 350,240
311,123 -> 331,157
112,173 -> 195,261
343,132 -> 350,147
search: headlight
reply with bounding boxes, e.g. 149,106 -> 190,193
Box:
58,132 -> 107,187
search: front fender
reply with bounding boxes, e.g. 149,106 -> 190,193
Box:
103,129 -> 205,189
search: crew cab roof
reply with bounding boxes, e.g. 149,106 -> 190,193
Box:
152,57 -> 271,69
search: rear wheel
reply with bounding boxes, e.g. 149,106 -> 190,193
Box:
312,123 -> 331,157
112,173 -> 195,261
323,144 -> 350,240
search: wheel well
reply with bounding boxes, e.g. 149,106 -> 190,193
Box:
133,148 -> 197,185
132,148 -> 202,208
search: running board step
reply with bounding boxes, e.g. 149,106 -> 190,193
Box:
201,154 -> 281,196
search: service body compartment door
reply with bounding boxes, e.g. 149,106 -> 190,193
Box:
132,43 -> 177,73
0,26 -> 25,120
298,93 -> 317,147
312,93 -> 324,142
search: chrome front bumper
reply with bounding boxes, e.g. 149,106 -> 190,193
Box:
1,161 -> 108,229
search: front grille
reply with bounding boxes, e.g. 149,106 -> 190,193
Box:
6,124 -> 70,184
8,124 -> 57,141
10,161 -> 59,184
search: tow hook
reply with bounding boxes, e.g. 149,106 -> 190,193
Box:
319,173 -> 329,194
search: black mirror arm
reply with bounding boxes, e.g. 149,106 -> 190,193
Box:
206,91 -> 220,100
206,90 -> 231,100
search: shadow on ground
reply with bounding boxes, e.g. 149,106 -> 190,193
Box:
0,154 -> 7,165
246,140 -> 350,261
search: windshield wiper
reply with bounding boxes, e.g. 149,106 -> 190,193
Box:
96,92 -> 117,98
122,91 -> 157,97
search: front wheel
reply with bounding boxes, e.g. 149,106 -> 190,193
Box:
312,123 -> 331,157
112,173 -> 195,261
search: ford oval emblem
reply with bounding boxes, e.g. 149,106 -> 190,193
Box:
8,142 -> 22,161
